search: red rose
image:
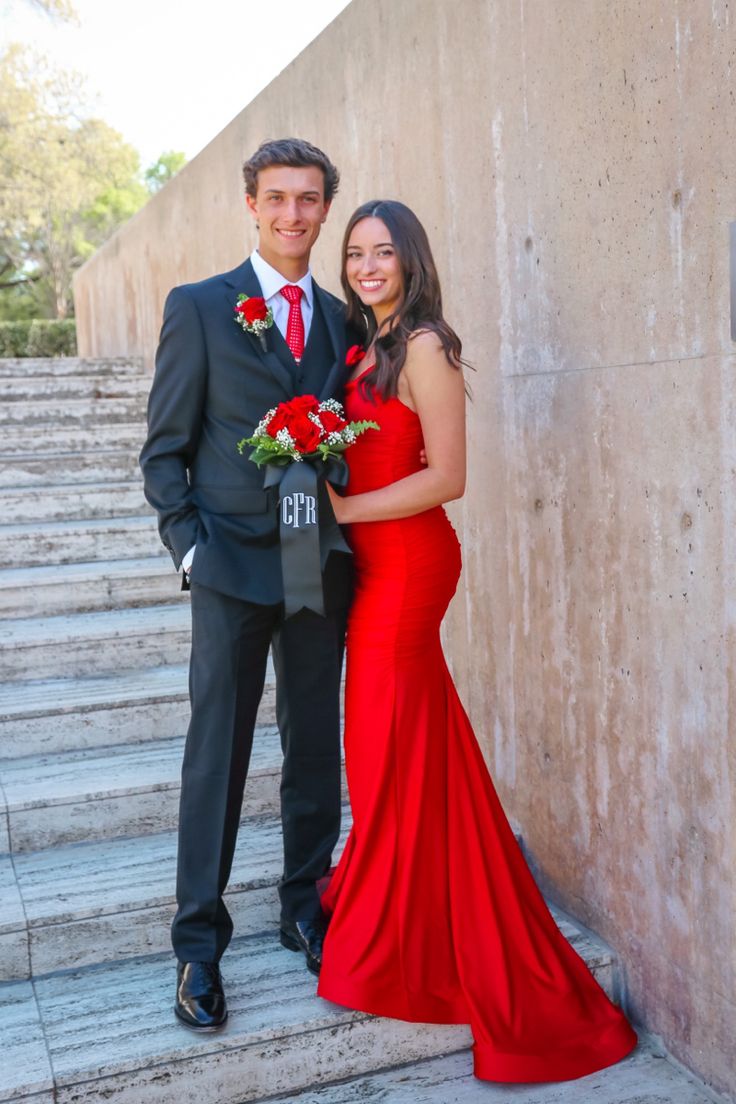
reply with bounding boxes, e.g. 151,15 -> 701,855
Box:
266,401 -> 295,437
345,344 -> 366,367
266,395 -> 321,440
266,407 -> 290,437
319,409 -> 347,434
286,394 -> 320,416
289,414 -> 322,453
237,296 -> 268,323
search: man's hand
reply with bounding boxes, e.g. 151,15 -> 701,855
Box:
182,545 -> 196,576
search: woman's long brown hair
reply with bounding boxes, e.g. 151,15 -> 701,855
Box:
340,200 -> 466,400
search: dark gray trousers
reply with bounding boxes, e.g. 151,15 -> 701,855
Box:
171,581 -> 346,963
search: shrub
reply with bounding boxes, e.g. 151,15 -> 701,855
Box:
0,319 -> 77,357
0,321 -> 32,357
27,320 -> 77,357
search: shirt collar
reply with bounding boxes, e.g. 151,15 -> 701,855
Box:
250,249 -> 313,307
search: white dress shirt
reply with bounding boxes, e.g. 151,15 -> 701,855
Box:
249,248 -> 314,342
182,252 -> 313,576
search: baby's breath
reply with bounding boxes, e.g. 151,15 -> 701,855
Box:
319,398 -> 343,415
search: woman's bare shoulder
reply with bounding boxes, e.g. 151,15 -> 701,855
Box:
405,328 -> 460,376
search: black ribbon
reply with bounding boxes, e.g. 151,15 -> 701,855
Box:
264,458 -> 351,618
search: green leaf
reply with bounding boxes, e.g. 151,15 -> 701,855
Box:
348,420 -> 380,434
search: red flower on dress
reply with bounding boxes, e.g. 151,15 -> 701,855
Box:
345,344 -> 366,367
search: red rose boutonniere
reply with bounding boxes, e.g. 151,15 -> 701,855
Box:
345,344 -> 366,368
234,293 -> 274,351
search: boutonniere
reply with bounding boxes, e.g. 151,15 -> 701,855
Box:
234,294 -> 274,351
346,344 -> 366,367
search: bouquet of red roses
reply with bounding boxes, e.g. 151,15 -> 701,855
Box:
237,394 -> 378,467
236,395 -> 377,619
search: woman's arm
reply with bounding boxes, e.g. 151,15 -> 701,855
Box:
330,331 -> 466,524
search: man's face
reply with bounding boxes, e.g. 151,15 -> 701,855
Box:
246,165 -> 330,275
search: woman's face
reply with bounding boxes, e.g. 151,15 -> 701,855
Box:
345,217 -> 404,322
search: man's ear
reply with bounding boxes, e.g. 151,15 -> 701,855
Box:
321,199 -> 332,223
245,192 -> 259,222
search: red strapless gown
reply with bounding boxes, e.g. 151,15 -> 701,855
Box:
317,370 -> 637,1082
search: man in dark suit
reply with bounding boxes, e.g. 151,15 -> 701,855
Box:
140,138 -> 352,1031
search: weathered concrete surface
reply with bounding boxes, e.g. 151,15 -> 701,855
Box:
73,0 -> 736,1096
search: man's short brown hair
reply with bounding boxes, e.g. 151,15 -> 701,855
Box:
242,138 -> 340,203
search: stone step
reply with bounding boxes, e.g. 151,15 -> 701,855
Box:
1,807 -> 352,980
276,1042 -> 718,1104
0,356 -> 145,378
0,603 -> 190,681
0,808 -> 613,1000
0,664 -> 276,759
0,514 -> 161,567
0,374 -> 150,403
0,481 -> 151,524
0,729 -> 346,857
0,420 -> 145,456
0,727 -> 287,853
0,447 -> 142,487
2,395 -> 149,427
0,555 -> 179,618
0,936 -> 469,1104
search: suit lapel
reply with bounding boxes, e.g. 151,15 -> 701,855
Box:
223,258 -> 294,396
313,282 -> 348,400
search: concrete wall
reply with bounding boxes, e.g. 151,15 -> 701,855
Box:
74,1 -> 736,1096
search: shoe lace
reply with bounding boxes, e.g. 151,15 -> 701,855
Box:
190,961 -> 221,987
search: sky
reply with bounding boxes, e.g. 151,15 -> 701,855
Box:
0,0 -> 352,167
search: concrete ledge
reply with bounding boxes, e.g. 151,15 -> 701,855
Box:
0,449 -> 142,487
0,375 -> 150,402
0,514 -> 162,568
273,1041 -> 724,1103
0,979 -> 54,1103
0,556 -> 180,618
0,729 -> 283,852
0,357 -> 145,378
0,422 -> 145,455
0,481 -> 151,523
0,603 -> 191,679
4,811 -> 349,978
32,937 -> 469,1104
0,664 -> 277,758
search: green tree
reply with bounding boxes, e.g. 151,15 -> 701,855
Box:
145,150 -> 187,194
0,45 -> 147,318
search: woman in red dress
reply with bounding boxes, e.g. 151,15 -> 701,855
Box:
318,200 -> 637,1082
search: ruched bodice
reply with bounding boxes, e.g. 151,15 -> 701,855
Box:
342,369 -> 425,492
341,369 -> 462,654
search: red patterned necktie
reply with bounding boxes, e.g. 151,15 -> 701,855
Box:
279,284 -> 305,363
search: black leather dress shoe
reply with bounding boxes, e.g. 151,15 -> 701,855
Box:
175,961 -> 228,1031
279,915 -> 328,976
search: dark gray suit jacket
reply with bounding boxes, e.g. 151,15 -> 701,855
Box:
140,257 -> 353,606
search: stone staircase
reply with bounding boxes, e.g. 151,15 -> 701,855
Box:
0,357 -> 717,1103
